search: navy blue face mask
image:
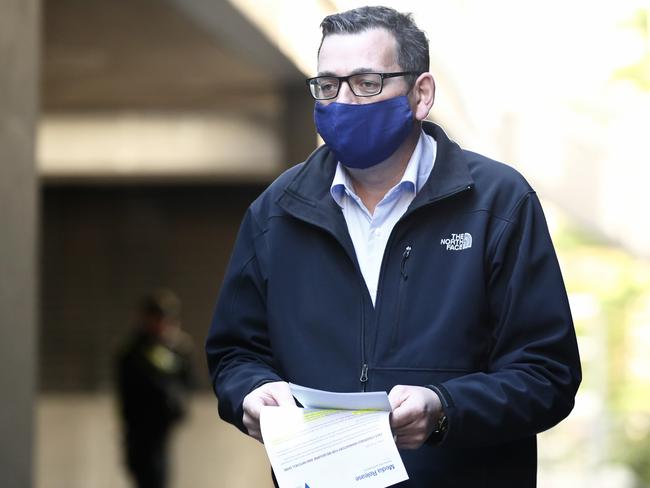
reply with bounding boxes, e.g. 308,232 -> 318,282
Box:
314,95 -> 415,169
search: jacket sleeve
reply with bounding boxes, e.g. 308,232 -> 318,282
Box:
205,207 -> 282,433
435,191 -> 581,448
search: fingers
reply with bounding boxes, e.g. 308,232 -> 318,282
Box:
242,393 -> 266,442
390,403 -> 420,431
388,384 -> 408,411
393,420 -> 432,448
388,384 -> 420,430
394,433 -> 429,450
242,381 -> 295,442
388,385 -> 443,450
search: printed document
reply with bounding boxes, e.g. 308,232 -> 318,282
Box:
259,383 -> 408,488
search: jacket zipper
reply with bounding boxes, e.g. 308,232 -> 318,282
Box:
391,245 -> 411,350
400,245 -> 411,279
360,363 -> 369,385
360,280 -> 369,391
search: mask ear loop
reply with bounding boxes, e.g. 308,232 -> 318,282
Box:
405,72 -> 427,126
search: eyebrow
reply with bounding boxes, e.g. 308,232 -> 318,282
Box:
316,67 -> 379,77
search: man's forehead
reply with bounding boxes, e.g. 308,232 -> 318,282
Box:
317,28 -> 399,75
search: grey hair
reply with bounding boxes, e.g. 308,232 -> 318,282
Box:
318,6 -> 429,86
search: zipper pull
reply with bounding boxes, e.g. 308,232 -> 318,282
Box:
360,363 -> 369,383
400,245 -> 412,280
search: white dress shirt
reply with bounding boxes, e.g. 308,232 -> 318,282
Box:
330,131 -> 437,305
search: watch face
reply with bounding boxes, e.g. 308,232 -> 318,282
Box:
437,414 -> 448,433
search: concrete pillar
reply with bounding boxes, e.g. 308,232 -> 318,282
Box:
0,0 -> 40,486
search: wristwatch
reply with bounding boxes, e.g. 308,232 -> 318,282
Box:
435,413 -> 448,434
429,412 -> 448,444
425,384 -> 449,443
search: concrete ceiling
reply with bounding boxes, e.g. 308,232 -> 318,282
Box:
39,0 -> 318,182
41,0 -> 304,111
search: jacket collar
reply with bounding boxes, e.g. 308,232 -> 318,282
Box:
409,122 -> 475,208
277,122 -> 474,234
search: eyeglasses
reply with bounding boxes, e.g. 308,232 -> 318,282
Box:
306,71 -> 419,100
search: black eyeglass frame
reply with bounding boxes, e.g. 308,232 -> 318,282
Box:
305,71 -> 420,100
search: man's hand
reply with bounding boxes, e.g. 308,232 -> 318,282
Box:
242,381 -> 296,442
388,385 -> 443,449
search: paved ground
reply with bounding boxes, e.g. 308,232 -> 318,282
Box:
36,393 -> 274,488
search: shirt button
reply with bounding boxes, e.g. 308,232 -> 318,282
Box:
373,229 -> 382,237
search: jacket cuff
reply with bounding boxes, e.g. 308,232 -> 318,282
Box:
217,373 -> 283,434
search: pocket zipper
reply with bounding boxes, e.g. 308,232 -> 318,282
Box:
391,245 -> 411,350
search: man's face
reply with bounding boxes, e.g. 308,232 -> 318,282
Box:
317,28 -> 410,106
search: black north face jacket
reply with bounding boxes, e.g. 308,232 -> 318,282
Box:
206,122 -> 581,487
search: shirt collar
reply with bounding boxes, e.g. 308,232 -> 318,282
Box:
330,130 -> 436,208
330,159 -> 351,207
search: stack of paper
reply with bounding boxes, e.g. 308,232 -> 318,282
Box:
260,383 -> 409,488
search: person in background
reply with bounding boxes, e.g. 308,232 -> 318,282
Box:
116,289 -> 193,488
206,5 -> 581,487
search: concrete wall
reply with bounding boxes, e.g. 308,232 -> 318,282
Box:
40,183 -> 265,391
0,0 -> 40,485
36,393 -> 274,488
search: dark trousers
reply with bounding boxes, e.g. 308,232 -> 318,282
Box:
126,432 -> 169,488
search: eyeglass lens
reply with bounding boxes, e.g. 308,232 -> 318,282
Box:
311,73 -> 383,99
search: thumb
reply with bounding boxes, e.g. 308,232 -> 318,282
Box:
269,382 -> 297,407
388,384 -> 408,412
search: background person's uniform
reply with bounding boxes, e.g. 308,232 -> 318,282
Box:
117,329 -> 193,488
206,122 -> 581,487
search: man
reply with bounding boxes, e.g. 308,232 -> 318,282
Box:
206,6 -> 581,487
117,290 -> 194,488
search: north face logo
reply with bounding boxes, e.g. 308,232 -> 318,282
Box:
440,233 -> 473,251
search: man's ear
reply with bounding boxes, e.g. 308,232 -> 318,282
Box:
411,72 -> 435,121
